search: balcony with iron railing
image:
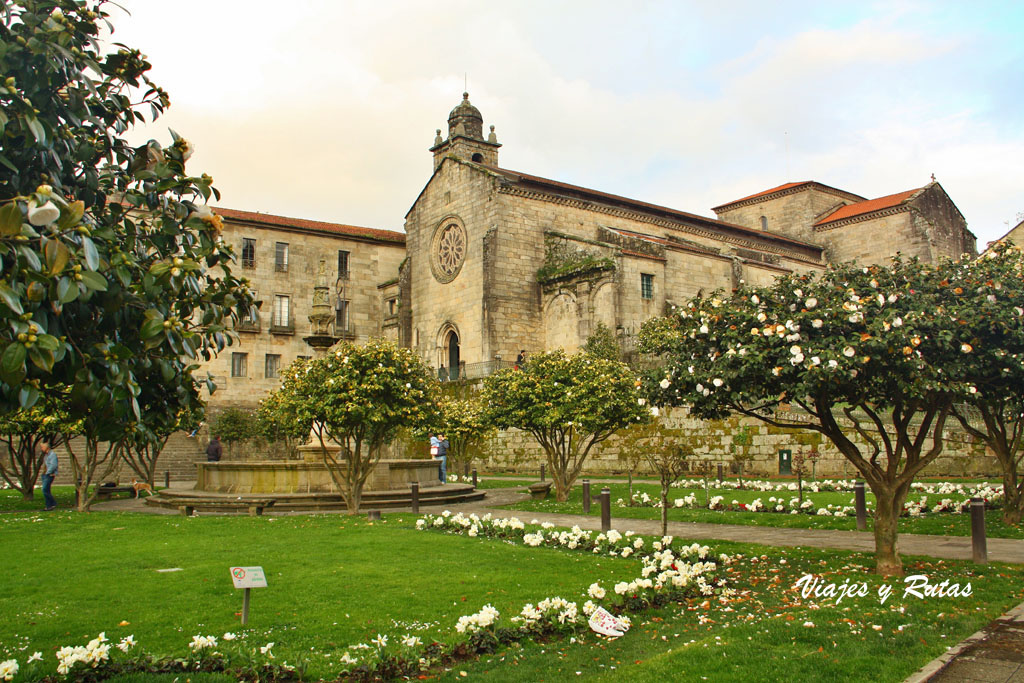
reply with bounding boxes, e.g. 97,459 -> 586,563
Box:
435,360 -> 517,382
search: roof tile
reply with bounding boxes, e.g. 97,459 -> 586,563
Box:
214,206 -> 405,243
814,189 -> 920,226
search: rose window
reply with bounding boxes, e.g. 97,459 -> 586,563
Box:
431,222 -> 467,283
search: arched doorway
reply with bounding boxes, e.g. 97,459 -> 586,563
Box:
445,330 -> 460,380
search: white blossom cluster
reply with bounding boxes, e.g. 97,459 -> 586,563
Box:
56,633 -> 112,675
454,604 -> 500,633
188,634 -> 218,652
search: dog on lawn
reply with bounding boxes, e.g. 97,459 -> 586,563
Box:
131,479 -> 155,498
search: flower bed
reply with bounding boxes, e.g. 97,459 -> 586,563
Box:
624,480 -> 1004,517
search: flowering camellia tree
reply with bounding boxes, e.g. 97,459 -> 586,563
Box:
942,244 -> 1024,525
255,375 -> 310,459
274,339 -> 436,513
484,350 -> 650,502
640,257 -> 975,576
0,1 -> 254,510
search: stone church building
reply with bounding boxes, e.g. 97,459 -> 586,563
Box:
200,94 -> 976,406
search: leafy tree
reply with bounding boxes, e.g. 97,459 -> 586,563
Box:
211,406 -> 258,457
616,408 -> 698,535
583,321 -> 620,361
120,385 -> 205,487
641,257 -> 971,576
255,375 -> 310,459
729,425 -> 754,489
615,419 -> 655,502
427,393 -> 494,477
276,339 -> 436,513
484,350 -> 650,502
942,244 -> 1024,525
0,1 -> 253,510
0,392 -> 77,498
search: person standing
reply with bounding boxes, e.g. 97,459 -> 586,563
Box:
206,435 -> 223,462
39,440 -> 58,511
515,350 -> 526,370
436,434 -> 449,483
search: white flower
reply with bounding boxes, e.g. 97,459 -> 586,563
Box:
401,635 -> 421,648
588,582 -> 606,599
0,660 -> 18,681
790,345 -> 802,355
699,324 -> 709,334
260,642 -> 275,657
805,297 -> 817,309
961,343 -> 973,353
659,378 -> 671,389
650,406 -> 660,417
712,378 -> 723,387
810,356 -> 820,365
27,200 -> 60,226
222,632 -> 237,641
637,398 -> 646,406
843,346 -> 855,357
27,652 -> 43,664
751,295 -> 760,304
372,634 -> 388,648
756,312 -> 767,322
812,318 -> 823,328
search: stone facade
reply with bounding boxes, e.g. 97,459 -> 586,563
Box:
713,181 -> 976,266
200,208 -> 405,409
403,103 -> 828,375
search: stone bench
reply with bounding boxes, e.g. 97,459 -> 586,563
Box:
94,484 -> 136,500
527,481 -> 552,500
176,498 -> 276,517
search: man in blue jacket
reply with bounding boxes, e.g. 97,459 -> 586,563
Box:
39,440 -> 58,511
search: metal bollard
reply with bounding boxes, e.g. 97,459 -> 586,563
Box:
471,469 -> 478,488
582,479 -> 591,514
164,470 -> 170,488
717,464 -> 723,484
600,487 -> 611,532
854,481 -> 867,531
410,482 -> 419,514
367,510 -> 381,521
540,464 -> 545,481
971,497 -> 987,564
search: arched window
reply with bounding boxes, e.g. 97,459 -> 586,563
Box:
760,215 -> 767,230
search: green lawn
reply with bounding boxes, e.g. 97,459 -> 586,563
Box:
0,485 -> 138,513
502,481 -> 1024,539
0,507 -> 1021,681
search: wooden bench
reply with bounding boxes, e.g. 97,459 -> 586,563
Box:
94,484 -> 136,500
176,498 -> 276,517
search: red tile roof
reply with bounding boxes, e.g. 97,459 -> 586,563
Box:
814,189 -> 920,226
712,181 -> 867,211
479,164 -> 823,254
213,206 -> 406,244
716,181 -> 813,207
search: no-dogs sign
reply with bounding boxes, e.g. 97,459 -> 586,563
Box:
230,566 -> 268,589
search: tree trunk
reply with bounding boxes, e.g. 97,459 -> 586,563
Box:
21,489 -> 34,501
872,492 -> 903,577
1002,477 -> 1022,525
660,483 -> 669,537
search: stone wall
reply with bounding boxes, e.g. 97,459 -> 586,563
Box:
715,185 -> 860,244
474,407 -> 1000,480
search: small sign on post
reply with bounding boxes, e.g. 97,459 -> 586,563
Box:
230,566 -> 268,625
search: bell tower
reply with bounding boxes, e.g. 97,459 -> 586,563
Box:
430,92 -> 501,170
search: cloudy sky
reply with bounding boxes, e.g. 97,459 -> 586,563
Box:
111,1 -> 1023,247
